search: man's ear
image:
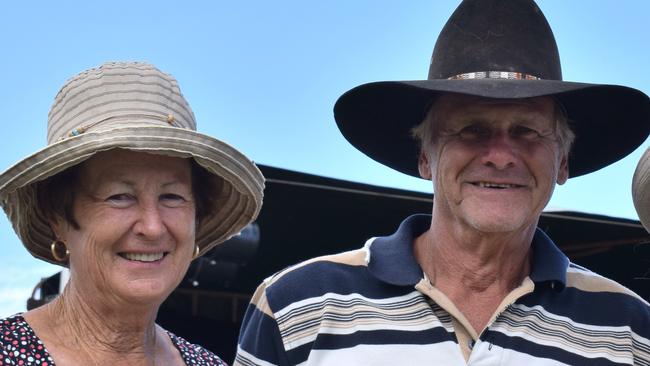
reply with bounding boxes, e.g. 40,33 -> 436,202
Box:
557,155 -> 569,185
418,150 -> 433,180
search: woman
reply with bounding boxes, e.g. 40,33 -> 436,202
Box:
633,147 -> 650,232
0,62 -> 264,365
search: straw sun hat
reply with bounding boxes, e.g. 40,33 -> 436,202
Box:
633,147 -> 650,232
0,61 -> 264,265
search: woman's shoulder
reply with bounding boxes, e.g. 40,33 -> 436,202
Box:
1,313 -> 24,328
1,313 -> 35,344
167,330 -> 228,366
1,313 -> 54,365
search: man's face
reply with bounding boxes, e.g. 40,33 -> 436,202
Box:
419,93 -> 569,234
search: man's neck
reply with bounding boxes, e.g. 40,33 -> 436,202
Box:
413,216 -> 536,333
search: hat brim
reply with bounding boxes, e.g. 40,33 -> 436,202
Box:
334,79 -> 650,178
0,125 -> 264,266
633,147 -> 650,232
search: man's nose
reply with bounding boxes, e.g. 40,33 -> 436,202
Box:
480,132 -> 518,170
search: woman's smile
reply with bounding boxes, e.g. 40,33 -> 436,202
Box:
119,251 -> 168,262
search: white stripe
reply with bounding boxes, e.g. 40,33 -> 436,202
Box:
362,237 -> 376,263
566,266 -> 650,305
276,291 -> 446,350
469,342 -> 572,366
276,290 -> 425,318
492,303 -> 638,363
304,342 -> 463,366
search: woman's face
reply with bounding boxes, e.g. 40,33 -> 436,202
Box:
52,149 -> 196,307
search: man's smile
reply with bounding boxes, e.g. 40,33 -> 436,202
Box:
472,181 -> 525,189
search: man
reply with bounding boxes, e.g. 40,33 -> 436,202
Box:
236,0 -> 650,365
633,147 -> 650,232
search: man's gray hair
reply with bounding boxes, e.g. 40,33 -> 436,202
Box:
411,98 -> 575,156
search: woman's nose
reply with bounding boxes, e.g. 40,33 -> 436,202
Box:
133,203 -> 166,239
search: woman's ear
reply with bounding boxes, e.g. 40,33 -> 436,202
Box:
48,215 -> 67,241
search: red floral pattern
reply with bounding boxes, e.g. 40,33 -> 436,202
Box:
1,314 -> 227,365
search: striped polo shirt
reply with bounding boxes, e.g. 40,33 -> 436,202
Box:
235,215 -> 650,366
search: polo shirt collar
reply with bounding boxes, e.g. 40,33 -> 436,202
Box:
367,214 -> 429,286
367,214 -> 569,288
528,228 -> 569,288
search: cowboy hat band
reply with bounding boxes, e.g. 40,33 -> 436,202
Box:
334,0 -> 650,178
0,61 -> 265,265
633,147 -> 650,232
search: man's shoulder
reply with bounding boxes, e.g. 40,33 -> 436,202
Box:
265,246 -> 370,289
566,262 -> 649,306
560,262 -> 650,329
253,243 -> 414,314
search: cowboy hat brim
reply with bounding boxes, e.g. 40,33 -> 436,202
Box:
633,147 -> 650,232
334,79 -> 650,178
0,125 -> 264,266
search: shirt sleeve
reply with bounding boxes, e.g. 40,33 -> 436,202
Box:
234,281 -> 290,366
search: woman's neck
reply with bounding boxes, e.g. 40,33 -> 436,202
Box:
25,280 -> 163,365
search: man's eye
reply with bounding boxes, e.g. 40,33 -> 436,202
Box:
511,125 -> 541,139
459,125 -> 490,140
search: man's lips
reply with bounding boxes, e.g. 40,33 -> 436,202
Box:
470,181 -> 526,189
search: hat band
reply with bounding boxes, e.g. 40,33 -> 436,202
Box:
58,113 -> 180,141
448,71 -> 541,80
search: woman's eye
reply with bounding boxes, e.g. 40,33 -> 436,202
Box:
160,193 -> 188,207
106,194 -> 135,207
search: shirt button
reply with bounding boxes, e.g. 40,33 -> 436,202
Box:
468,340 -> 475,349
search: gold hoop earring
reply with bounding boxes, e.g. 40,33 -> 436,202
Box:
192,245 -> 200,260
51,240 -> 69,262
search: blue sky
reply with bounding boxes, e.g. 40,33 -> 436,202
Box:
1,1 -> 648,317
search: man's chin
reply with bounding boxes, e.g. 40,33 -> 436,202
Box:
461,210 -> 533,234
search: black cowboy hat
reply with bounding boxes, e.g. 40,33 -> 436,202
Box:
334,0 -> 650,178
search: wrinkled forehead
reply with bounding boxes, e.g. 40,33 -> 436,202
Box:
78,149 -> 192,187
429,93 -> 556,130
433,93 -> 555,115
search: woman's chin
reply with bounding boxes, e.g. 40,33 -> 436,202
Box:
113,255 -> 184,297
112,278 -> 177,306
80,254 -> 190,308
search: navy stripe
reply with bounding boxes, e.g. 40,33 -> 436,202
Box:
519,285 -> 650,335
267,259 -> 416,309
317,327 -> 455,349
287,327 -> 456,358
238,305 -> 289,365
502,309 -> 632,348
485,329 -> 627,366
